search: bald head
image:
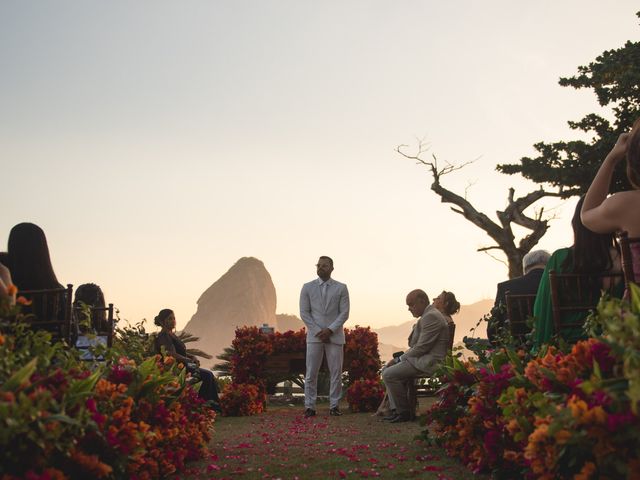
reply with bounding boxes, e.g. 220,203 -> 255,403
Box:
406,289 -> 429,318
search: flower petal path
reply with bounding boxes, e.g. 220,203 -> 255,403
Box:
183,404 -> 482,479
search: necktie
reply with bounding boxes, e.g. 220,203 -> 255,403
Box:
321,282 -> 327,301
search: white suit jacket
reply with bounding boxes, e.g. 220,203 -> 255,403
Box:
299,278 -> 350,345
400,304 -> 449,374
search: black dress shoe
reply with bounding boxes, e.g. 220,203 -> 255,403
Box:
388,412 -> 411,423
329,407 -> 342,416
304,408 -> 316,418
382,410 -> 398,421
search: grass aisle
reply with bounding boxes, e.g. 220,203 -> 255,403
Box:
183,402 -> 481,479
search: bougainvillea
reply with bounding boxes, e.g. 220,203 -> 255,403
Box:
346,378 -> 385,413
220,382 -> 266,417
344,326 -> 382,384
223,325 -> 382,415
0,298 -> 215,480
423,291 -> 640,479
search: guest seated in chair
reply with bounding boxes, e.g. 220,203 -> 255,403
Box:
582,118 -> 640,282
154,308 -> 221,412
74,283 -> 108,332
381,289 -> 450,423
533,197 -> 623,348
4,223 -> 72,341
74,283 -> 110,358
5,223 -> 63,293
489,249 -> 550,343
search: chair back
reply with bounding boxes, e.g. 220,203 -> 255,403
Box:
549,270 -> 623,334
19,284 -> 74,343
505,293 -> 537,338
74,303 -> 115,348
619,231 -> 640,292
447,321 -> 456,352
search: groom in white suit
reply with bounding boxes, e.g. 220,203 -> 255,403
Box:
300,256 -> 350,418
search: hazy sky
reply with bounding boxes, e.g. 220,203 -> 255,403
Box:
1,2 -> 638,331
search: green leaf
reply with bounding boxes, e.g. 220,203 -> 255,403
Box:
1,358 -> 37,392
43,413 -> 83,427
66,369 -> 102,407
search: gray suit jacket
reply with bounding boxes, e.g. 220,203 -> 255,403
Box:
401,304 -> 449,374
299,278 -> 350,345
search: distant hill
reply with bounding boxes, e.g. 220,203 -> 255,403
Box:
276,313 -> 303,332
374,299 -> 492,352
183,257 -> 277,362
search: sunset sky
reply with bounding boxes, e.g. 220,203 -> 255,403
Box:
1,2 -> 638,331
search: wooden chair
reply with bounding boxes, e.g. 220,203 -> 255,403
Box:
505,293 -> 537,338
549,270 -> 624,335
19,284 -> 74,343
74,303 -> 115,359
619,231 -> 640,292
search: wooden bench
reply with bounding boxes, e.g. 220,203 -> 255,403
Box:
264,352 -> 307,393
263,351 -> 355,394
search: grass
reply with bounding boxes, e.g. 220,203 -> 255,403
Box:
182,398 -> 482,479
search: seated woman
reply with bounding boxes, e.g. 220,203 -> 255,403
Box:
154,309 -> 221,411
74,283 -> 108,332
432,290 -> 459,348
533,197 -> 623,348
74,283 -> 110,358
581,118 -> 640,283
5,223 -> 70,340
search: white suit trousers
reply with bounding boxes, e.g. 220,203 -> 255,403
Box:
304,342 -> 344,409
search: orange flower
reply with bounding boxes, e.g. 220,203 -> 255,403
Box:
574,461 -> 596,480
163,355 -> 175,366
6,283 -> 17,296
569,397 -> 588,420
503,450 -> 519,462
0,334 -> 4,346
70,450 -> 113,478
554,429 -> 571,445
16,296 -> 32,306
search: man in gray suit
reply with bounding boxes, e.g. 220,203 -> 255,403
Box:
300,256 -> 350,418
381,289 -> 450,422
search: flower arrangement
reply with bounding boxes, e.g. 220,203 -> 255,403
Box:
422,286 -> 640,478
344,326 -> 382,383
346,378 -> 385,412
0,298 -> 215,479
220,382 -> 266,417
219,325 -> 382,415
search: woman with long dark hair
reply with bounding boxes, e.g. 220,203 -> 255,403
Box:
533,197 -> 622,347
74,283 -> 107,332
154,308 -> 221,411
6,222 -> 62,291
5,223 -> 70,340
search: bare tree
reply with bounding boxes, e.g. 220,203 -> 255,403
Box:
397,141 -> 562,278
